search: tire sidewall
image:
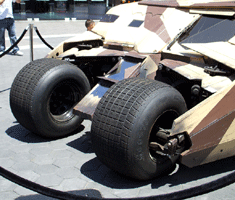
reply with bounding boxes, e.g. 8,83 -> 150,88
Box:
31,64 -> 90,137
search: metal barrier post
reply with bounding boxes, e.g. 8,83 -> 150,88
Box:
29,24 -> 34,61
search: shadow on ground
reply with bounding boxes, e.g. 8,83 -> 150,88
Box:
15,189 -> 103,200
6,122 -> 235,194
81,151 -> 235,190
63,129 -> 235,190
151,157 -> 235,189
6,123 -> 85,143
81,157 -> 152,189
67,131 -> 94,153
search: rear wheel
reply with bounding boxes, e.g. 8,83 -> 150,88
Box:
10,58 -> 90,138
91,78 -> 187,180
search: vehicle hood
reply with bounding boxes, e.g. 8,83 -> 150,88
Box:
92,2 -> 199,53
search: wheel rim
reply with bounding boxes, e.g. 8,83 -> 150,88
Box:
49,81 -> 81,122
149,110 -> 179,162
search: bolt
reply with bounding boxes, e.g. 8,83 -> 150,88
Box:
158,64 -> 163,70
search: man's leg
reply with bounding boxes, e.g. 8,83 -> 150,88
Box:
0,19 -> 6,52
7,18 -> 20,53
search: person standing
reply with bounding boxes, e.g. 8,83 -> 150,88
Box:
0,0 -> 23,55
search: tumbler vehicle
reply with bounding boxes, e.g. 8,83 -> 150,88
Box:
10,0 -> 235,180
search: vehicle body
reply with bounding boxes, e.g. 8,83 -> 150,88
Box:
10,0 -> 235,180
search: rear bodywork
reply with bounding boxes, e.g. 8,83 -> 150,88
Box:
46,0 -> 235,168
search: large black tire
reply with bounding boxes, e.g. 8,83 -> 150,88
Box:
91,78 -> 187,180
10,58 -> 90,138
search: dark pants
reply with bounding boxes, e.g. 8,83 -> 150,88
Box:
0,18 -> 19,52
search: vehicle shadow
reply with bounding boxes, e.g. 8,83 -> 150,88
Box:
68,132 -> 152,189
151,157 -> 235,189
70,130 -> 235,189
81,157 -> 152,189
6,123 -> 48,143
6,123 -> 235,192
67,131 -> 94,153
81,154 -> 235,190
15,189 -> 103,200
6,123 -> 85,143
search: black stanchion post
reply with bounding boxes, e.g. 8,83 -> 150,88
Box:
29,24 -> 34,61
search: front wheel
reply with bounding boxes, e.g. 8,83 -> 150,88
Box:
91,78 -> 187,180
10,58 -> 90,138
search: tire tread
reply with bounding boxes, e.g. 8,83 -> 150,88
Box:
10,58 -> 81,135
91,78 -> 171,177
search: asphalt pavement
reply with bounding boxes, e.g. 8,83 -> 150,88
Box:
1,19 -> 235,200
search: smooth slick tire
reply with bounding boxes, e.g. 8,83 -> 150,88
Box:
91,78 -> 187,180
10,58 -> 90,138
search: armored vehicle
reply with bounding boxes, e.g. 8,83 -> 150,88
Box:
10,0 -> 235,180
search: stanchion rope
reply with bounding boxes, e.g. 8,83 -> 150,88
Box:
34,26 -> 54,50
0,24 -> 54,58
0,25 -> 29,58
1,165 -> 235,200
